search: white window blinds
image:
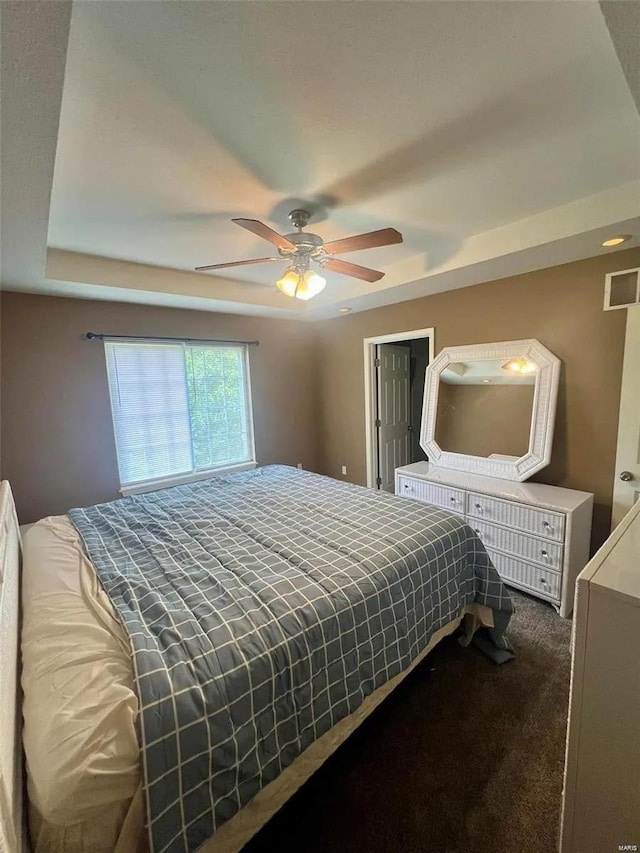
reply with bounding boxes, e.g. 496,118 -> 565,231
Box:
105,341 -> 254,487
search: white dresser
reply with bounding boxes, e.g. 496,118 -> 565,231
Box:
395,462 -> 593,618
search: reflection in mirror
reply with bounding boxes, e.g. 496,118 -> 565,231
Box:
434,358 -> 535,459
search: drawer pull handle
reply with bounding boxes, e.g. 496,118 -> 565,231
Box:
474,529 -> 480,534
541,550 -> 548,557
475,503 -> 482,510
543,521 -> 550,529
450,496 -> 456,502
540,577 -> 547,585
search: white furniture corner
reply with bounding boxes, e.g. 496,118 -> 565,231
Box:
0,481 -> 24,853
395,462 -> 593,618
560,499 -> 640,852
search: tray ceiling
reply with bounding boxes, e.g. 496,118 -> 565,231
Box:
3,1 -> 639,318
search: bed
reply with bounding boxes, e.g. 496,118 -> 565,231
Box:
13,465 -> 513,853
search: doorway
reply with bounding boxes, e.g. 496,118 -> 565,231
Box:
364,328 -> 434,492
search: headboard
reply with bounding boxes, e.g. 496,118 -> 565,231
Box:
0,481 -> 25,852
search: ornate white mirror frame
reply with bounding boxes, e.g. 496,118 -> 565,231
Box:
420,339 -> 561,482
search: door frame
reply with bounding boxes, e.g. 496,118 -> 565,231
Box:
611,307 -> 640,528
363,327 -> 435,489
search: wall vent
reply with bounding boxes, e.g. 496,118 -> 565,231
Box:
604,267 -> 640,311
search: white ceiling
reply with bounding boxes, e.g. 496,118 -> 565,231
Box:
2,1 -> 639,319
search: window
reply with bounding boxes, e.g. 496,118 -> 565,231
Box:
104,341 -> 255,491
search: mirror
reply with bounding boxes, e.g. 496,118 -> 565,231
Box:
421,340 -> 560,482
435,358 -> 535,459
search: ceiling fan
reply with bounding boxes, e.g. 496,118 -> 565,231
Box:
194,209 -> 403,300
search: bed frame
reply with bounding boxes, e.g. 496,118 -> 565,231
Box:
0,481 -> 25,853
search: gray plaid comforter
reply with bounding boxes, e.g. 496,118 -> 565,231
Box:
68,465 -> 512,853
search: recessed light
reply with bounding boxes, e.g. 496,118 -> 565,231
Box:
338,307 -> 351,314
602,235 -> 631,247
482,379 -> 491,384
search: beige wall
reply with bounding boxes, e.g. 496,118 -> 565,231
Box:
435,383 -> 534,458
2,247 -> 638,547
0,293 -> 321,523
316,247 -> 640,552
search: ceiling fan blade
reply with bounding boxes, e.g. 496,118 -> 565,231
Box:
195,257 -> 279,272
323,258 -> 385,282
232,218 -> 296,250
322,227 -> 402,255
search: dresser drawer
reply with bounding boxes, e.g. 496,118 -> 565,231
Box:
486,549 -> 561,601
470,518 -> 563,571
396,476 -> 465,515
466,491 -> 565,542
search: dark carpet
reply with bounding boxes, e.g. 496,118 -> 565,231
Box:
245,590 -> 571,853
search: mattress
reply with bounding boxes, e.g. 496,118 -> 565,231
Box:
22,471 -> 505,853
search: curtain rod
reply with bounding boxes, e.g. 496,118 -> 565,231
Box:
86,332 -> 259,346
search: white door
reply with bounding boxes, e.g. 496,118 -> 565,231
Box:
377,344 -> 410,492
612,308 -> 640,528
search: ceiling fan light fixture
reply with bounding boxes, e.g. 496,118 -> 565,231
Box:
296,269 -> 326,300
276,268 -> 326,300
276,269 -> 300,298
502,357 -> 537,375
